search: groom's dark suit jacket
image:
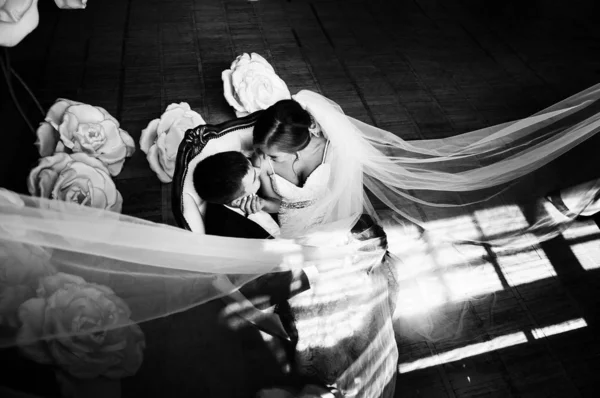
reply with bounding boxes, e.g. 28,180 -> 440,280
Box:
204,201 -> 311,310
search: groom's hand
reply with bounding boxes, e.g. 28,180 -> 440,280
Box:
237,194 -> 264,215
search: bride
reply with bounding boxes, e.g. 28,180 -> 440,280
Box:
2,80 -> 600,397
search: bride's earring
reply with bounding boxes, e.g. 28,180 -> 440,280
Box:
308,117 -> 320,137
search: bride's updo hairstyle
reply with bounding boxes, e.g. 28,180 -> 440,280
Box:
253,99 -> 312,154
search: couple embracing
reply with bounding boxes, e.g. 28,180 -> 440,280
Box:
192,92 -> 401,397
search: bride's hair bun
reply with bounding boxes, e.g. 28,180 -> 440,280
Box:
253,99 -> 312,154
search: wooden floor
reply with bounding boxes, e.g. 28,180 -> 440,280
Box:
2,0 -> 600,397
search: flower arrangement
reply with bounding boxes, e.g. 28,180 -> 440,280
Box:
27,152 -> 123,212
222,52 -> 291,117
17,272 -> 145,380
0,241 -> 55,327
28,99 -> 132,212
0,0 -> 87,48
35,99 -> 135,176
140,102 -> 205,183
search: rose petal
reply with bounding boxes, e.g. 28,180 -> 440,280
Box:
249,52 -> 275,72
37,273 -> 86,298
17,298 -> 47,343
222,69 -> 246,113
139,118 -> 160,154
146,144 -> 172,183
156,107 -> 186,135
155,133 -> 173,177
52,168 -> 80,202
58,113 -> 80,149
119,129 -> 136,157
27,153 -> 73,197
17,299 -> 54,364
95,120 -> 125,159
164,121 -> 187,158
69,152 -> 110,175
110,190 -> 123,213
54,0 -> 88,10
94,105 -> 120,127
35,122 -> 60,157
231,53 -> 250,69
0,0 -> 35,23
66,104 -> 106,124
165,102 -> 191,113
0,0 -> 39,47
59,163 -> 104,205
35,169 -> 59,198
188,110 -> 206,126
106,159 -> 125,178
103,324 -> 145,378
45,99 -> 81,128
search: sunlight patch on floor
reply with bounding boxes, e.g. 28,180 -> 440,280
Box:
473,204 -> 530,237
531,318 -> 588,339
495,248 -> 557,286
398,332 -> 528,373
385,202 -> 600,319
398,318 -> 588,374
561,221 -> 600,270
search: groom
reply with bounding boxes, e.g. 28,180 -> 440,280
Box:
192,149 -> 335,393
193,149 -> 318,312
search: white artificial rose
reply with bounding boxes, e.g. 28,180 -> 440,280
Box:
222,53 -> 291,117
0,0 -> 39,47
27,152 -> 123,212
17,273 -> 146,379
0,241 -> 55,328
140,102 -> 205,183
54,0 -> 87,9
35,99 -> 135,176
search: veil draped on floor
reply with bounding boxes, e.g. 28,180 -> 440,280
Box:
1,83 -> 600,355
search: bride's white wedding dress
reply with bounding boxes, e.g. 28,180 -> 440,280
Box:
266,139 -> 399,397
267,140 -> 331,239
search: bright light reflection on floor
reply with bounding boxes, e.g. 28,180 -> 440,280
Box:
494,249 -> 557,286
399,318 -> 588,374
561,221 -> 600,270
531,318 -> 588,339
398,332 -> 528,373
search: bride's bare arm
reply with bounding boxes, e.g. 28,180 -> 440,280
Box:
249,153 -> 282,214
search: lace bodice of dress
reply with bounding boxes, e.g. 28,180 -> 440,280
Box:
267,140 -> 331,238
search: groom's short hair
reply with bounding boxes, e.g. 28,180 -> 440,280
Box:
194,151 -> 250,204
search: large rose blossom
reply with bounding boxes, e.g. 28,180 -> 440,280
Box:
0,0 -> 39,47
36,99 -> 135,176
54,0 -> 87,9
17,273 -> 146,379
222,53 -> 291,117
140,103 -> 205,183
0,241 -> 55,328
27,152 -> 123,213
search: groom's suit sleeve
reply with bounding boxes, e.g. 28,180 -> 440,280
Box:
204,203 -> 318,309
238,268 -> 318,310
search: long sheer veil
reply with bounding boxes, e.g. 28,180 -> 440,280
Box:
292,84 -> 600,244
1,82 -> 600,355
0,189 -> 350,350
